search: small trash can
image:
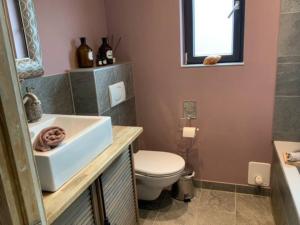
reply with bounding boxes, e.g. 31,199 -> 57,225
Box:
172,170 -> 195,202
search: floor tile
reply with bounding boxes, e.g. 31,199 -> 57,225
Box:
236,194 -> 275,225
139,191 -> 171,210
154,200 -> 198,225
197,189 -> 236,225
198,189 -> 235,212
139,209 -> 158,225
153,189 -> 201,225
138,188 -> 276,225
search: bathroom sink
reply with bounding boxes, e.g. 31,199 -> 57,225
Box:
28,114 -> 113,192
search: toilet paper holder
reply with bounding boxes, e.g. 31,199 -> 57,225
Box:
180,127 -> 199,132
182,127 -> 199,138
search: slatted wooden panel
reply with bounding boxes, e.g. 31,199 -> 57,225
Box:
52,187 -> 99,225
101,149 -> 137,225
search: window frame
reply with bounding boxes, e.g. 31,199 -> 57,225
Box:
183,0 -> 245,65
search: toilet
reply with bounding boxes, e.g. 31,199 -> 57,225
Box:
134,150 -> 185,201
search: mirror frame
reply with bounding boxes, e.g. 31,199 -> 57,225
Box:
4,0 -> 44,79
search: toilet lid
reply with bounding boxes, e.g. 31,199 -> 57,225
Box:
134,150 -> 185,177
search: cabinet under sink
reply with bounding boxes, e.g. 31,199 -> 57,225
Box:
52,148 -> 138,225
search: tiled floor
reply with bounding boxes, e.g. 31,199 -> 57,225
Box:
139,188 -> 275,225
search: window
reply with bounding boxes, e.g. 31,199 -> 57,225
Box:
183,0 -> 245,65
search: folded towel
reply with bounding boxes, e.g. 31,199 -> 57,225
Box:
286,151 -> 300,162
34,126 -> 66,152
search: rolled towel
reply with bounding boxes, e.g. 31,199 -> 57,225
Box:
286,151 -> 300,162
34,126 -> 66,152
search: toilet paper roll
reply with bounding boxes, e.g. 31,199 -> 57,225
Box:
182,127 -> 197,138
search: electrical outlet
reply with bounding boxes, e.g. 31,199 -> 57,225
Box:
248,162 -> 271,187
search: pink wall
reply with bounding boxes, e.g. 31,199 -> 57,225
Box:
105,0 -> 280,184
35,0 -> 107,75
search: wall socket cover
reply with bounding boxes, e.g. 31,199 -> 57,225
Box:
248,162 -> 271,187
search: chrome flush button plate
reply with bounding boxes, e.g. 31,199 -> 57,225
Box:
183,101 -> 197,119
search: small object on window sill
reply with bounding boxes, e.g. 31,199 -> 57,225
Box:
203,55 -> 222,65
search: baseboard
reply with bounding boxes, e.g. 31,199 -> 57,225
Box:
193,179 -> 271,196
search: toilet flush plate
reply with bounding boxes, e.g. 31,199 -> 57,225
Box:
109,81 -> 126,107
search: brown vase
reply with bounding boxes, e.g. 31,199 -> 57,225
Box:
76,37 -> 94,68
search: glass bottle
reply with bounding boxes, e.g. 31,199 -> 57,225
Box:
97,37 -> 113,66
76,37 -> 94,68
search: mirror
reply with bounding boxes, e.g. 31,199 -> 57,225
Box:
4,0 -> 44,79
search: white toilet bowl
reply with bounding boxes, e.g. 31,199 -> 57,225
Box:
134,150 -> 185,201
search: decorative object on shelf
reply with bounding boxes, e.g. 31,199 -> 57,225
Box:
97,37 -> 114,66
203,55 -> 222,65
23,87 -> 42,122
76,37 -> 94,68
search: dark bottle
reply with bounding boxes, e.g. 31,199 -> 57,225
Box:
97,37 -> 113,66
76,37 -> 94,68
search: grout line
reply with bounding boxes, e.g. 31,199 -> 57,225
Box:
277,62 -> 300,65
275,95 -> 300,98
152,209 -> 159,225
234,185 -> 237,225
67,73 -> 76,114
281,10 -> 300,15
152,192 -> 169,225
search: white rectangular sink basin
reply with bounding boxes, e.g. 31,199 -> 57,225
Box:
29,114 -> 113,192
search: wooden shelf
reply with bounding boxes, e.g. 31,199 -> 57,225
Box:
42,126 -> 143,224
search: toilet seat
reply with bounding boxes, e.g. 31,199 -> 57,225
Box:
134,150 -> 185,178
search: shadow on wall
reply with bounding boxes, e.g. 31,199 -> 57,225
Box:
69,39 -> 78,70
175,119 -> 202,177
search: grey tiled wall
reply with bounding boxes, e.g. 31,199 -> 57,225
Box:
273,0 -> 300,141
19,63 -> 137,129
271,149 -> 300,225
70,63 -> 137,126
20,73 -> 74,115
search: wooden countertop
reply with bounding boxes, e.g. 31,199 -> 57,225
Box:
42,126 -> 143,224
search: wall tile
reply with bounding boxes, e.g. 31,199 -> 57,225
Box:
281,0 -> 300,13
118,98 -> 137,126
271,150 -> 300,225
278,12 -> 300,57
113,63 -> 135,100
102,97 -> 137,126
69,71 -> 98,115
278,56 -> 300,63
21,74 -> 74,114
201,181 -> 235,193
273,96 -> 300,141
276,63 -> 300,96
70,63 -> 137,129
236,185 -> 271,196
94,69 -> 115,114
71,63 -> 135,114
